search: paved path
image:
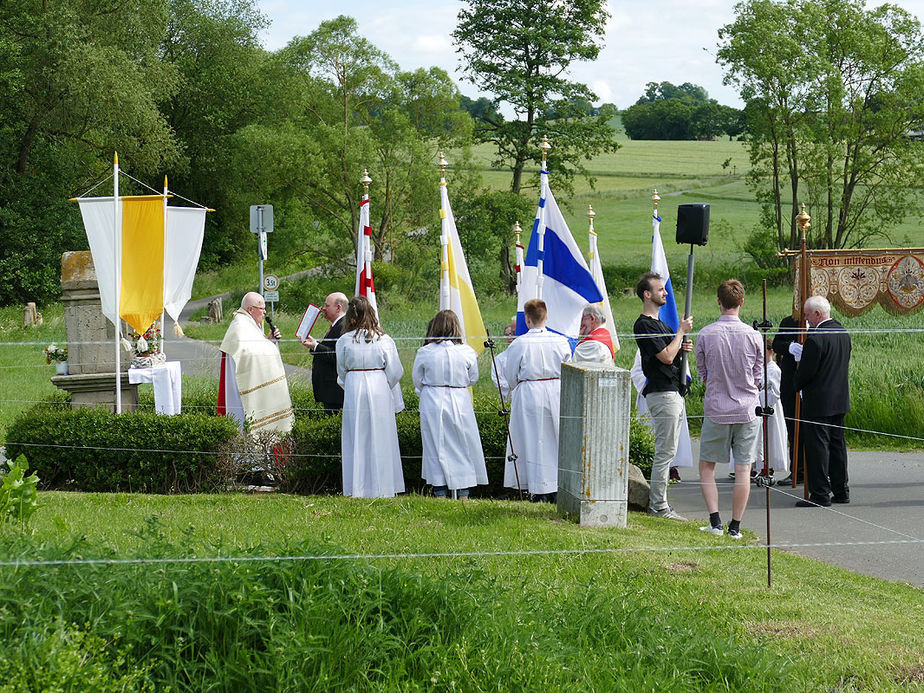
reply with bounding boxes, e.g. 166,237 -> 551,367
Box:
667,444 -> 924,588
163,294 -> 312,388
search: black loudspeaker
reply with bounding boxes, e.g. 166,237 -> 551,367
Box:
676,203 -> 710,246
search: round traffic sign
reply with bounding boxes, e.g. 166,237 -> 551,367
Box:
263,274 -> 279,291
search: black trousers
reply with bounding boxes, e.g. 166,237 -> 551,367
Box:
801,413 -> 849,501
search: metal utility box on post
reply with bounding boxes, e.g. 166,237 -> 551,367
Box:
557,361 -> 632,527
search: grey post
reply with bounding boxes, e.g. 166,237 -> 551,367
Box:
557,361 -> 632,527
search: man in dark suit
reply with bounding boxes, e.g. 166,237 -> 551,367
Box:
772,314 -> 805,484
792,295 -> 851,507
300,292 -> 348,412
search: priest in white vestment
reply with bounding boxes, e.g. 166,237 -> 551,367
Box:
336,295 -> 405,498
218,292 -> 294,435
572,303 -> 615,365
413,310 -> 488,498
504,299 -> 572,501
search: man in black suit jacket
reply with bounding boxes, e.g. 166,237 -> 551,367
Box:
792,295 -> 851,507
301,292 -> 348,412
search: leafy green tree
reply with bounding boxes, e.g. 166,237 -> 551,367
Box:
623,99 -> 695,140
452,0 -> 618,195
159,0 -> 270,268
636,81 -> 710,106
718,0 -> 924,250
0,0 -> 181,305
231,16 -> 471,270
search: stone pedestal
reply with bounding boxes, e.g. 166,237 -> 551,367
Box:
53,251 -> 138,411
557,361 -> 631,527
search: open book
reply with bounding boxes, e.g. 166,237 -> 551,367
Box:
296,303 -> 321,340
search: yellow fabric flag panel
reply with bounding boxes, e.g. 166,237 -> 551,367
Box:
120,196 -> 165,334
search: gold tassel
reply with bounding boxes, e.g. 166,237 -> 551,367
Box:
120,337 -> 133,352
174,320 -> 184,337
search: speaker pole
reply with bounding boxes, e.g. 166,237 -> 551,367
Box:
678,243 -> 694,394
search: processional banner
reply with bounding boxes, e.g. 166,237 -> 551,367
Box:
794,248 -> 924,316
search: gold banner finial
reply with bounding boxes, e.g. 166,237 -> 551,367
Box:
438,152 -> 448,176
360,168 -> 372,191
587,204 -> 596,221
540,135 -> 551,164
114,152 -> 119,165
796,202 -> 811,239
652,189 -> 661,209
514,220 -> 522,243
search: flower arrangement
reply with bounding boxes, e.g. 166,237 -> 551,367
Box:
127,321 -> 166,368
43,343 -> 68,364
128,323 -> 162,357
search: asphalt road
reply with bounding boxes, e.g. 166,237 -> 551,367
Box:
666,445 -> 924,588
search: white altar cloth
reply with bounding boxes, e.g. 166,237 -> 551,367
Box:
129,361 -> 182,415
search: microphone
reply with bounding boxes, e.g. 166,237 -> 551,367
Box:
265,314 -> 279,342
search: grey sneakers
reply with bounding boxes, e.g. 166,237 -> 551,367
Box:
647,506 -> 687,522
699,524 -> 724,536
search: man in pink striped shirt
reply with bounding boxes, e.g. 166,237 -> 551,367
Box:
694,279 -> 764,538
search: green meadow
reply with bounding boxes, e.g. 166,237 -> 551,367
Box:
0,493 -> 921,691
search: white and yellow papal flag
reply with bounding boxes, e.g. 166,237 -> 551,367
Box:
588,223 -> 620,352
439,175 -> 485,354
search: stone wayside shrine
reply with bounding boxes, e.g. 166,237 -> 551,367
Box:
557,361 -> 632,527
52,251 -> 138,411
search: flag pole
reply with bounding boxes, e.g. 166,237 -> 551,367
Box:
793,203 -> 811,497
513,221 -> 523,292
113,152 -> 122,414
161,175 -> 168,352
438,152 -> 450,310
536,136 -> 551,300
360,169 -> 373,303
587,204 -> 596,266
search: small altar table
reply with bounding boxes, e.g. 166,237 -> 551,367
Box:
128,361 -> 182,415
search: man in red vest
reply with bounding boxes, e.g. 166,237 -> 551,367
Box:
572,303 -> 615,365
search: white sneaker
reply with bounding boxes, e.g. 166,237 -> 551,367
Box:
648,506 -> 687,522
726,526 -> 744,539
699,524 -> 724,536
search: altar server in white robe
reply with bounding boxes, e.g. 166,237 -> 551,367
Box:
336,295 -> 405,498
504,299 -> 572,502
218,292 -> 293,435
413,310 -> 488,498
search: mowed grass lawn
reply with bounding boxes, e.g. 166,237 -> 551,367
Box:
0,492 -> 921,690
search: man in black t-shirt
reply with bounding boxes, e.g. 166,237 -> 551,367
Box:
633,272 -> 693,521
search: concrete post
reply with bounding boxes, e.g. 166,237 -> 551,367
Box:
557,361 -> 631,527
52,251 -> 138,411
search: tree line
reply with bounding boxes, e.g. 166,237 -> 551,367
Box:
1,0 -> 920,307
0,0 -> 619,305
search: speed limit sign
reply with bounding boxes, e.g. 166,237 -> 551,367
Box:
263,274 -> 279,291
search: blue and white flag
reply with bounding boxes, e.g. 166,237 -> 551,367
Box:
516,169 -> 603,339
630,209 -> 694,468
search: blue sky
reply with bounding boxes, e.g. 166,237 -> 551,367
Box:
255,0 -> 924,109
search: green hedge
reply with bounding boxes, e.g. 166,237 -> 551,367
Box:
285,391 -> 655,495
5,404 -> 240,493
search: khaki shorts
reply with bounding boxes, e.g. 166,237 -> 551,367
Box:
699,417 -> 760,467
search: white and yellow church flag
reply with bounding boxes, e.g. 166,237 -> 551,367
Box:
588,211 -> 620,353
164,206 -> 207,327
120,195 -> 165,334
439,169 -> 486,354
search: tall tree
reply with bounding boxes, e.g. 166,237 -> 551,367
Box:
0,0 -> 180,304
718,0 -> 924,250
230,17 -> 471,268
159,0 -> 270,268
452,0 -> 618,194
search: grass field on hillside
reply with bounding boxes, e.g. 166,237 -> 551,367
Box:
0,493 -> 920,690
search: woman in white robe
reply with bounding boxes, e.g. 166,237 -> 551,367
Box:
503,299 -> 571,500
336,295 -> 405,498
412,310 -> 488,497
